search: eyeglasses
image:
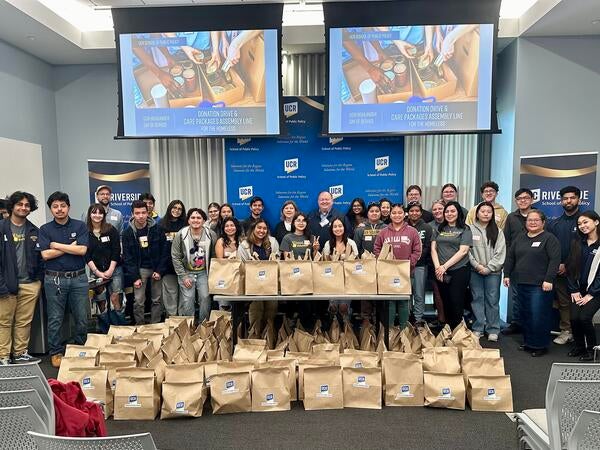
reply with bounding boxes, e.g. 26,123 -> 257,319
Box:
172,206 -> 183,211
526,219 -> 542,223
294,219 -> 306,223
516,196 -> 532,201
482,189 -> 496,194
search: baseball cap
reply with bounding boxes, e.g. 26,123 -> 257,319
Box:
95,185 -> 112,195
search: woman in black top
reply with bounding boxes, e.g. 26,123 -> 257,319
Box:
345,197 -> 367,236
503,210 -> 560,357
379,198 -> 392,224
273,200 -> 298,244
215,203 -> 235,238
85,203 -> 122,314
159,200 -> 186,317
565,211 -> 600,361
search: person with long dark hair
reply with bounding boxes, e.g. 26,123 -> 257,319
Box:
503,210 -> 560,357
171,208 -> 216,322
238,219 -> 279,333
215,217 -> 243,258
431,201 -> 472,329
273,200 -> 298,244
85,204 -> 122,311
428,199 -> 447,326
215,203 -> 235,238
280,212 -> 315,259
379,198 -> 392,224
565,211 -> 600,361
159,200 -> 186,317
346,197 -> 367,236
206,202 -> 221,232
354,202 -> 386,256
468,201 -> 506,342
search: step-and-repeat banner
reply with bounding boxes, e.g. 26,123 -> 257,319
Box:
520,152 -> 597,220
225,96 -> 404,227
88,159 -> 151,225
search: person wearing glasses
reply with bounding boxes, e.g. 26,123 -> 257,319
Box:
280,212 -> 317,260
206,202 -> 221,232
440,184 -> 468,217
354,202 -> 386,256
273,200 -> 298,245
171,208 -> 216,322
503,210 -> 560,357
466,181 -> 509,229
502,188 -> 535,336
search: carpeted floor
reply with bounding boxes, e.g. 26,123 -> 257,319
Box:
39,333 -> 575,450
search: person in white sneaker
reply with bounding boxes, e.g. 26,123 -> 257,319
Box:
0,192 -> 44,365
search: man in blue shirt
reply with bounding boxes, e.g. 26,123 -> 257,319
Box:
547,186 -> 582,345
38,192 -> 89,368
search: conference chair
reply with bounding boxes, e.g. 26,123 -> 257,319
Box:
0,361 -> 51,396
567,410 -> 600,449
0,389 -> 52,435
516,363 -> 600,449
0,405 -> 47,450
27,431 -> 159,450
547,380 -> 600,449
0,376 -> 54,428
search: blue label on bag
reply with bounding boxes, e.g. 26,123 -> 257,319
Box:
401,385 -> 410,393
176,401 -> 184,409
488,388 -> 495,396
266,393 -> 274,401
82,377 -> 91,386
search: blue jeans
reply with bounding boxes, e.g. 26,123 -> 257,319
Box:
509,282 -> 521,326
178,271 -> 210,322
517,283 -> 553,349
470,271 -> 501,335
45,273 -> 89,356
411,266 -> 427,321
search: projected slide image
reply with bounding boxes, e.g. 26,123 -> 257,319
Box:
120,29 -> 279,137
329,24 -> 494,134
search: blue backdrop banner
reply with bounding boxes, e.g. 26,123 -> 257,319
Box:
520,152 -> 597,220
225,96 -> 404,227
88,160 -> 150,225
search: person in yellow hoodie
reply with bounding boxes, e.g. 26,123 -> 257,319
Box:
466,181 -> 508,229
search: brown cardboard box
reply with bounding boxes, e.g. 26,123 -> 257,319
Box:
452,28 -> 480,98
199,66 -> 245,107
239,34 -> 266,103
133,66 -> 202,108
412,60 -> 458,101
342,59 -> 414,103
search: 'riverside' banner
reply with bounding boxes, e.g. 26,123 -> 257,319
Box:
225,96 -> 404,227
88,159 -> 150,225
520,152 -> 597,220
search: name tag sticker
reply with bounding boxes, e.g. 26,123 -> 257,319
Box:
111,215 -> 118,221
472,235 -> 481,241
304,240 -> 311,245
320,218 -> 329,227
531,242 -> 541,247
365,236 -> 372,242
139,236 -> 149,248
100,236 -> 110,243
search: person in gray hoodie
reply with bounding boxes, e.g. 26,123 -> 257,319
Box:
171,208 -> 216,322
468,201 -> 506,341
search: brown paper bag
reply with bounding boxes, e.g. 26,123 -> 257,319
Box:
161,333 -> 182,363
303,365 -> 343,410
448,320 -> 482,356
217,361 -> 255,375
389,326 -> 403,352
293,329 -> 315,353
434,324 -> 452,347
196,320 -> 216,340
64,345 -> 99,360
342,367 -> 382,409
218,338 -> 233,362
251,367 -> 291,412
467,375 -> 513,412
279,258 -> 313,295
266,349 -> 285,360
298,359 -> 333,400
399,324 -> 422,354
85,333 -> 112,350
107,325 -> 137,341
199,361 -> 218,386
208,257 -> 244,295
210,372 -> 252,414
422,347 -> 461,374
145,353 -> 167,385
244,259 -> 279,296
210,309 -> 232,322
101,343 -> 136,355
344,258 -> 377,295
262,320 -> 276,350
174,319 -> 192,341
136,323 -> 169,338
417,324 -> 436,348
114,368 -> 159,420
424,372 -> 465,410
376,259 -> 412,295
340,350 -> 379,369
164,363 -> 204,383
340,320 -> 359,352
312,320 -> 330,345
57,356 -> 97,383
161,381 -> 207,419
359,323 -> 377,352
328,319 -> 341,344
383,357 -> 424,407
70,367 -> 113,419
462,348 -> 501,359
259,358 -> 297,401
233,344 -> 267,363
166,316 -> 194,334
311,343 -> 340,364
181,334 -> 197,363
133,332 -> 164,355
102,361 -> 137,391
312,260 -> 344,295
98,351 -> 136,367
461,357 -> 505,386
119,338 -> 149,364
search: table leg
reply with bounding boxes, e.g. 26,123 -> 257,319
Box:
384,299 -> 390,350
232,302 -> 240,346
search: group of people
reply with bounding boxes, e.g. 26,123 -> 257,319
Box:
0,180 -> 598,370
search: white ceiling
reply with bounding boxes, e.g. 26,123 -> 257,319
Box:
0,0 -> 598,66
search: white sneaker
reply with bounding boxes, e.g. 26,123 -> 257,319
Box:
12,351 -> 41,364
473,331 -> 483,338
488,333 -> 498,342
0,357 -> 10,366
553,331 -> 573,345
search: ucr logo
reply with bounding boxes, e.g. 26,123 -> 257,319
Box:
284,102 -> 298,118
239,186 -> 253,201
532,188 -> 541,203
237,138 -> 251,145
284,158 -> 299,174
329,184 -> 344,200
375,156 -> 389,172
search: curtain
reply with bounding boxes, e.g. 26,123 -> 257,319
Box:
403,134 -> 479,210
149,53 -> 326,214
149,138 -> 225,214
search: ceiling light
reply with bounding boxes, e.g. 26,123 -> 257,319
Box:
282,3 -> 323,26
38,0 -> 113,32
500,0 -> 538,19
